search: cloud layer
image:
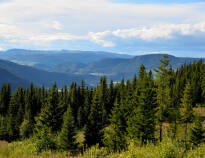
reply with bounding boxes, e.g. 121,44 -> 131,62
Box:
0,0 -> 205,56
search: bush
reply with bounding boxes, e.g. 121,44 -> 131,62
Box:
20,119 -> 33,139
34,128 -> 57,153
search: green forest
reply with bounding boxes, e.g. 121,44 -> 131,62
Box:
0,55 -> 205,158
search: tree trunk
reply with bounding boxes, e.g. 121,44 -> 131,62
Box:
159,122 -> 162,142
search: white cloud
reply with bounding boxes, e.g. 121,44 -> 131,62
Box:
0,47 -> 4,51
0,0 -> 205,49
112,23 -> 205,41
44,21 -> 63,30
25,33 -> 87,45
88,31 -> 115,47
193,22 -> 205,32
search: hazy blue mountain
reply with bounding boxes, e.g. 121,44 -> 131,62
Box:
0,50 -> 204,89
0,59 -> 98,88
0,49 -> 132,70
51,54 -> 203,81
0,67 -> 30,90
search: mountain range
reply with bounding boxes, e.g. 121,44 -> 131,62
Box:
0,49 -> 203,89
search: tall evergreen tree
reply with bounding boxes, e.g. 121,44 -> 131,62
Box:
0,116 -> 8,140
99,77 -> 109,125
201,68 -> 205,103
58,106 -> 77,151
68,82 -> 79,126
189,116 -> 204,146
24,83 -> 37,126
107,80 -> 115,116
155,54 -> 172,142
127,65 -> 157,146
0,83 -> 11,116
85,87 -> 104,146
77,80 -> 86,128
103,98 -> 127,152
7,87 -> 24,141
180,82 -> 194,147
35,82 -> 61,134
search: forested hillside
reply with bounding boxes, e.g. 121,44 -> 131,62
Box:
0,49 -> 132,70
0,55 -> 205,157
0,59 -> 93,88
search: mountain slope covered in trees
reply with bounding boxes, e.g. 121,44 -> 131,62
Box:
0,59 -> 95,88
0,50 -> 204,89
52,54 -> 204,80
0,67 -> 29,90
0,49 -> 132,70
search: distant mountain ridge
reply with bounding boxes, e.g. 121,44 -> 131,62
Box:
0,67 -> 29,90
51,54 -> 204,81
0,49 -> 132,70
0,49 -> 204,89
0,59 -> 98,89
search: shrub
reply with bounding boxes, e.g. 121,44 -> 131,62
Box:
34,128 -> 56,153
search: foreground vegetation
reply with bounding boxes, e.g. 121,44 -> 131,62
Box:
0,137 -> 205,158
0,55 -> 205,157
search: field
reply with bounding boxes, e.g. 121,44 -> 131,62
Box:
0,138 -> 205,158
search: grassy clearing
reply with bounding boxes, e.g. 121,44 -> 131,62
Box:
0,138 -> 205,158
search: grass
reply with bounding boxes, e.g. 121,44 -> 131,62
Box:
0,139 -> 205,158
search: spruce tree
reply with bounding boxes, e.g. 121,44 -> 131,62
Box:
0,83 -> 10,116
58,106 -> 77,151
99,76 -> 109,125
132,74 -> 137,91
155,54 -> 172,142
189,116 -> 204,146
7,87 -> 24,141
0,116 -> 8,140
180,82 -> 194,147
85,87 -> 104,146
127,65 -> 157,146
24,83 -> 38,135
103,97 -> 127,152
68,82 -> 79,126
77,80 -> 86,128
83,87 -> 92,127
107,80 -> 115,116
35,82 -> 61,134
201,69 -> 205,103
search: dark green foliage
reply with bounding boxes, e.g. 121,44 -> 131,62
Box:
127,65 -> 157,146
35,127 -> 57,153
35,83 -> 61,134
68,82 -> 79,126
180,82 -> 194,123
155,55 -> 172,142
7,87 -> 24,141
20,119 -> 33,139
103,99 -> 127,152
85,87 -> 104,146
189,117 -> 204,146
201,68 -> 205,102
76,80 -> 86,128
0,83 -> 10,116
58,106 -> 77,151
180,82 -> 194,148
0,116 -> 8,140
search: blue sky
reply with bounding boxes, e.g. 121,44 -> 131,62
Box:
0,0 -> 205,57
113,0 -> 205,4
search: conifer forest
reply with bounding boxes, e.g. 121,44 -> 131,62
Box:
0,55 -> 205,158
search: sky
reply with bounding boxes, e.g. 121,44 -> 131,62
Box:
0,0 -> 205,57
